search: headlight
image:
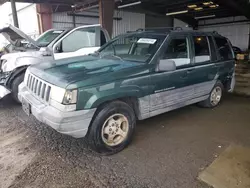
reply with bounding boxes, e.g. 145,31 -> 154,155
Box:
62,89 -> 78,104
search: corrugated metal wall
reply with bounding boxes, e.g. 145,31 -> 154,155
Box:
9,4 -> 40,39
198,16 -> 250,50
52,10 -> 99,29
199,24 -> 250,50
112,10 -> 145,37
52,10 -> 145,37
52,12 -> 75,29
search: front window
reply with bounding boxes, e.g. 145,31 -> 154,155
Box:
162,37 -> 190,68
61,28 -> 97,53
36,30 -> 64,47
98,33 -> 166,63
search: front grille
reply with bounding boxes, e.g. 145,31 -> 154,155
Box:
26,73 -> 51,102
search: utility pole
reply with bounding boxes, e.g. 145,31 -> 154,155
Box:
10,0 -> 19,28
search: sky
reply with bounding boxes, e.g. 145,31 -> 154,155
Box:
0,2 -> 30,47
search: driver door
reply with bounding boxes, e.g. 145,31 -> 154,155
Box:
53,25 -> 106,60
149,34 -> 193,115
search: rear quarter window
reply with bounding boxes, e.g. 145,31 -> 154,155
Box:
193,36 -> 211,64
214,37 -> 234,60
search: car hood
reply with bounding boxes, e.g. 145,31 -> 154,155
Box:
1,51 -> 41,60
0,51 -> 46,72
29,56 -> 148,89
0,25 -> 38,48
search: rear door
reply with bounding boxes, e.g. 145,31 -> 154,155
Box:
186,34 -> 218,98
213,37 -> 235,90
53,25 -> 110,60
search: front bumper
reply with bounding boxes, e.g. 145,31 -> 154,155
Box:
18,83 -> 96,138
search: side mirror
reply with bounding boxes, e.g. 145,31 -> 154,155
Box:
157,59 -> 176,72
54,42 -> 62,53
54,46 -> 60,53
40,47 -> 52,56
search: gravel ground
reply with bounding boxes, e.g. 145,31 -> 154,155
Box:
0,94 -> 250,188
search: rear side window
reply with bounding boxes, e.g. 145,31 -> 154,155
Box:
193,36 -> 211,64
214,37 -> 233,60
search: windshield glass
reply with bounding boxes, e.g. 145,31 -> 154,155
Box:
36,30 -> 64,47
98,33 -> 166,63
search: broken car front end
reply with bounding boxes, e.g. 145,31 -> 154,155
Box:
0,59 -> 11,99
0,56 -> 44,100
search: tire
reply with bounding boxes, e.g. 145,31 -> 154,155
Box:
11,73 -> 25,103
199,81 -> 224,108
87,101 -> 136,155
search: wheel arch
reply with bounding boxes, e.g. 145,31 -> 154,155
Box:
91,96 -> 141,121
6,65 -> 28,88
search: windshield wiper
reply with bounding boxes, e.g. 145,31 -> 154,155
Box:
88,51 -> 101,58
25,42 -> 40,49
101,54 -> 124,61
110,54 -> 124,61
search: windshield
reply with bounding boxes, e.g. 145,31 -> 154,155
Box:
36,30 -> 64,47
98,33 -> 166,63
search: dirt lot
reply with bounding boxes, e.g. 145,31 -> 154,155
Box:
1,94 -> 250,188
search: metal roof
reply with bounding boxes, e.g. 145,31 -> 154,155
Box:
0,0 -> 95,5
124,0 -> 250,26
1,0 -> 250,27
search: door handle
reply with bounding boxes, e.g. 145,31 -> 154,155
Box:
186,69 -> 195,74
180,72 -> 188,79
180,75 -> 188,79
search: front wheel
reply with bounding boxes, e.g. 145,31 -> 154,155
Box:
199,81 -> 224,108
87,101 -> 136,155
11,73 -> 25,103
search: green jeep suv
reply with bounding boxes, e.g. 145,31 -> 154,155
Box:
18,29 -> 235,154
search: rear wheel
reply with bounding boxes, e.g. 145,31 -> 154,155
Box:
11,73 -> 24,103
199,81 -> 224,108
87,101 -> 136,155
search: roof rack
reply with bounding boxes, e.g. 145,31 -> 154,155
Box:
132,27 -> 184,33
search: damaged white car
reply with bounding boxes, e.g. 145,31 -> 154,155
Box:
0,24 -> 110,102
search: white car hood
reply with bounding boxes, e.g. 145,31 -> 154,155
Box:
1,51 -> 44,72
0,24 -> 38,48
